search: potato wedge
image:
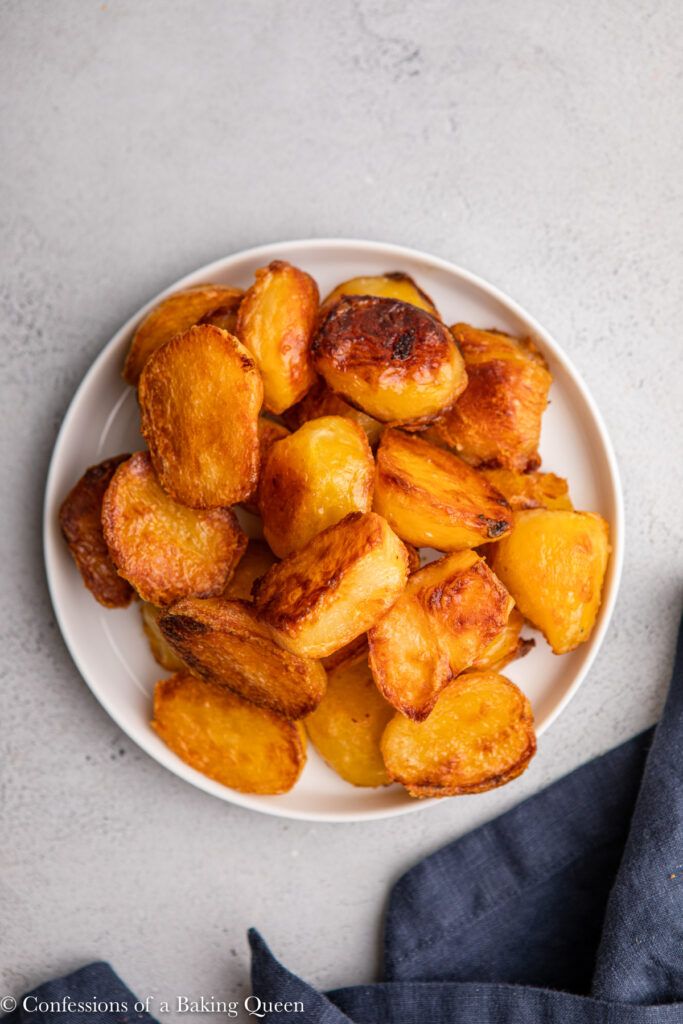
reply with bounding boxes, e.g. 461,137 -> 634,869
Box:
320,272 -> 439,318
470,608 -> 534,672
123,284 -> 243,385
139,324 -> 263,508
152,672 -> 306,795
140,602 -> 186,671
236,260 -> 319,414
483,468 -> 573,511
159,597 -> 326,719
283,377 -> 384,447
222,541 -> 277,601
259,416 -> 375,557
427,324 -> 551,471
381,670 -> 536,797
489,509 -> 611,654
373,428 -> 512,550
306,647 -> 393,787
241,418 -> 291,515
59,454 -> 134,608
312,296 -> 467,425
368,550 -> 514,720
101,452 -> 247,606
254,512 -> 409,658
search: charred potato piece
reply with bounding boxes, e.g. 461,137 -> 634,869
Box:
368,550 -> 514,721
470,608 -> 534,672
373,428 -> 512,550
483,468 -> 572,511
159,597 -> 326,719
140,602 -> 186,672
306,647 -> 393,787
139,324 -> 263,508
381,670 -> 536,797
236,260 -> 319,414
254,511 -> 409,659
241,418 -> 291,515
312,296 -> 467,425
427,324 -> 551,471
152,672 -> 306,795
259,416 -> 375,558
101,452 -> 247,606
321,272 -> 439,318
123,285 -> 243,385
284,377 -> 384,447
489,509 -> 610,654
59,454 -> 134,608
222,541 -> 277,601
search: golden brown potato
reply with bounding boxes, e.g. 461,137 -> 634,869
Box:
101,452 -> 247,606
483,468 -> 572,511
259,416 -> 375,558
320,635 -> 369,671
312,296 -> 467,425
123,284 -> 243,385
489,509 -> 611,654
283,377 -> 384,447
241,418 -> 291,515
306,647 -> 393,787
320,272 -> 439,318
254,511 -> 409,659
427,324 -> 552,471
59,454 -> 134,608
140,602 -> 186,672
381,670 -> 536,797
222,541 -> 277,600
139,324 -> 263,508
470,608 -> 534,672
368,550 -> 514,721
159,596 -> 326,719
152,672 -> 306,795
373,428 -> 512,550
236,260 -> 319,414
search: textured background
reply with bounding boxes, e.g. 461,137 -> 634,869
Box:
1,0 -> 682,1017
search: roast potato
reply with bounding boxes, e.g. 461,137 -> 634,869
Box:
259,415 -> 375,557
140,602 -> 186,672
368,550 -> 514,720
284,377 -> 384,447
241,418 -> 290,515
381,670 -> 536,797
470,607 -> 533,672
306,647 -> 393,787
483,468 -> 572,511
253,511 -> 409,658
489,509 -> 610,654
159,597 -> 326,719
222,541 -> 277,601
320,272 -> 439,318
59,454 -> 134,608
139,324 -> 262,508
312,296 -> 467,425
152,672 -> 306,795
373,428 -> 512,550
123,284 -> 243,385
427,324 -> 551,471
101,452 -> 247,606
236,260 -> 319,414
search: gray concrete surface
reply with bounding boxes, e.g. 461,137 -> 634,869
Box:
1,0 -> 682,1017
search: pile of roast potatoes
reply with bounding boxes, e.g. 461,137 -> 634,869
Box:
59,262 -> 611,799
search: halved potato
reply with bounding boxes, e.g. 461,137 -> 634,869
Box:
373,428 -> 512,550
489,509 -> 611,654
123,284 -> 243,385
241,418 -> 291,515
59,454 -> 134,608
283,377 -> 384,447
312,296 -> 467,425
254,511 -> 409,658
427,324 -> 551,471
140,602 -> 186,671
320,272 -> 439,318
139,324 -> 263,508
222,541 -> 277,601
259,416 -> 375,557
470,608 -> 534,672
236,260 -> 319,414
381,670 -> 536,797
159,597 -> 326,719
306,647 -> 393,787
368,550 -> 514,720
101,452 -> 247,606
483,468 -> 572,511
152,672 -> 306,795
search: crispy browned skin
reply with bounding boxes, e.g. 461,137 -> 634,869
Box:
253,511 -> 409,658
482,468 -> 573,511
237,260 -> 319,414
59,454 -> 134,608
222,541 -> 277,600
381,670 -> 536,797
312,296 -> 467,425
101,452 -> 247,606
139,324 -> 263,508
241,418 -> 291,515
426,324 -> 551,471
469,607 -> 534,673
283,377 -> 385,447
123,285 -> 243,385
159,597 -> 326,719
320,272 -> 440,318
140,602 -> 187,671
368,550 -> 514,721
152,672 -> 306,795
373,428 -> 512,550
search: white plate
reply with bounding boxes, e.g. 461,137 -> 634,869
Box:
43,239 -> 624,822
